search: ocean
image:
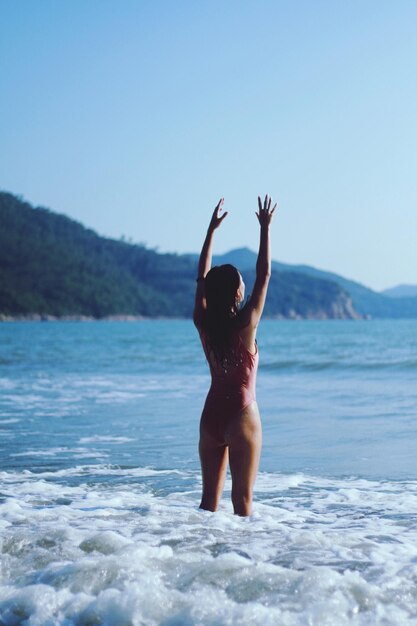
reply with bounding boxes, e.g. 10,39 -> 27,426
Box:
1,319 -> 417,625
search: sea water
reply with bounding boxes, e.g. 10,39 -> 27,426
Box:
1,320 -> 417,625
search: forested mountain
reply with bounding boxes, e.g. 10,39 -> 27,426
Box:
208,248 -> 417,319
1,191 -> 361,319
382,284 -> 417,298
0,192 -> 195,317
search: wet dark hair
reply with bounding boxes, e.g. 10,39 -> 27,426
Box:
203,264 -> 241,362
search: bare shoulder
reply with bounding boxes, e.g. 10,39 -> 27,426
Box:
193,308 -> 206,332
193,315 -> 203,331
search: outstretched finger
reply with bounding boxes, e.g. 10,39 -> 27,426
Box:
215,198 -> 224,213
258,196 -> 262,212
268,196 -> 272,211
219,211 -> 228,222
264,194 -> 268,211
271,203 -> 277,214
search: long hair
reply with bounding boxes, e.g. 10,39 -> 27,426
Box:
203,264 -> 241,362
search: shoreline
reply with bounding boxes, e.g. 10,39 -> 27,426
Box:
0,313 -> 158,322
0,313 -> 370,322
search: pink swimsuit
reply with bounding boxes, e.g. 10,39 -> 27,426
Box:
199,329 -> 259,428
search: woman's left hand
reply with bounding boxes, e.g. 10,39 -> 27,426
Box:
256,194 -> 277,228
208,198 -> 228,232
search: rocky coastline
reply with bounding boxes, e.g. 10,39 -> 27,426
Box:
0,314 -> 148,322
0,310 -> 362,323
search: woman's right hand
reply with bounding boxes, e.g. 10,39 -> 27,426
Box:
256,194 -> 277,227
208,198 -> 228,232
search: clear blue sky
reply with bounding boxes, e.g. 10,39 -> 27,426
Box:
1,0 -> 416,290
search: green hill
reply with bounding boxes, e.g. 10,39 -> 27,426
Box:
0,191 -> 359,319
382,284 -> 417,298
212,248 -> 417,319
0,192 -> 194,317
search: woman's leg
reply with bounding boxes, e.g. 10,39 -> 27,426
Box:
226,402 -> 262,516
199,427 -> 229,512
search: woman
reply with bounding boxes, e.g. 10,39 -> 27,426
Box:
193,194 -> 276,516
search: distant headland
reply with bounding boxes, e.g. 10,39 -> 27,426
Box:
1,191 -> 416,320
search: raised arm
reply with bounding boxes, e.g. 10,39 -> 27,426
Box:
242,195 -> 276,329
193,198 -> 228,327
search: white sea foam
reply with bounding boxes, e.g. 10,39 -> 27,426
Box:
78,436 -> 135,444
1,465 -> 417,625
0,373 -> 207,418
1,320 -> 417,623
10,447 -> 109,459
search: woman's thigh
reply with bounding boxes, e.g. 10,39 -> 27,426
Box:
200,407 -> 227,444
225,402 -> 262,492
199,426 -> 229,504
